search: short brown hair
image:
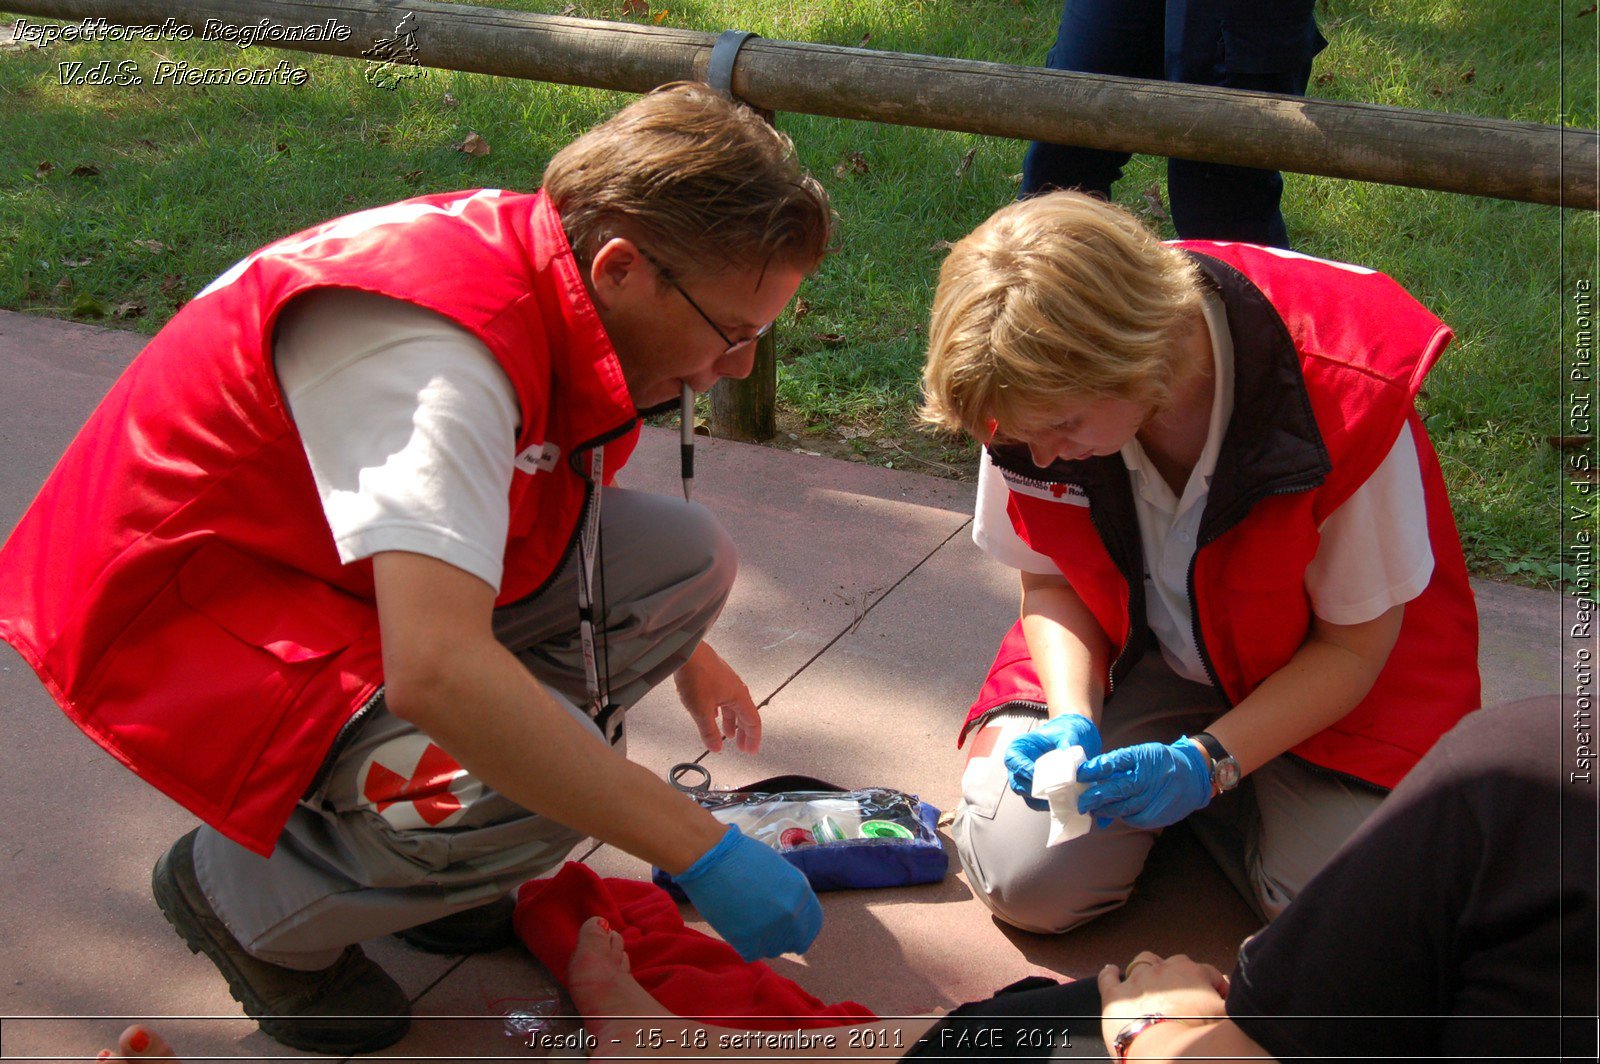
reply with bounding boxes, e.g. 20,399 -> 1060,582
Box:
920,192 -> 1203,439
543,82 -> 833,282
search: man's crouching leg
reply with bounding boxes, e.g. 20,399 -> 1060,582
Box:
171,687 -> 608,1053
951,709 -> 1158,933
493,486 -> 738,712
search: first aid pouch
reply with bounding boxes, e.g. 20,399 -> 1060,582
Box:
653,769 -> 947,893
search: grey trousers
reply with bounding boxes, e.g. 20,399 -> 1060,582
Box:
193,487 -> 736,969
951,655 -> 1386,933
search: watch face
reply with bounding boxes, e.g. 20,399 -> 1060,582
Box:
1215,757 -> 1242,791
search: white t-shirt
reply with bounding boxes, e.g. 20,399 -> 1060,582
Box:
972,291 -> 1435,684
272,288 -> 520,592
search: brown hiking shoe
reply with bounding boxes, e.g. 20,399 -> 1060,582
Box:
152,829 -> 410,1054
395,894 -> 517,954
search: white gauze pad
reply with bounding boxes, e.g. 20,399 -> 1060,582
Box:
1031,746 -> 1091,846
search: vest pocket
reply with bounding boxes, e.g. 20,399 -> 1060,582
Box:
80,540 -> 371,814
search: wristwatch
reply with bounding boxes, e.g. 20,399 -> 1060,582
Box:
1191,732 -> 1241,795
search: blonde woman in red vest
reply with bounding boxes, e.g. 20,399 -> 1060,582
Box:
0,84 -> 831,1055
919,191 -> 1479,935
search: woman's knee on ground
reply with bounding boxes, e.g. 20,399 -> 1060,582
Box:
954,807 -> 1153,933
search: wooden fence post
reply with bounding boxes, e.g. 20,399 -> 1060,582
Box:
703,29 -> 776,442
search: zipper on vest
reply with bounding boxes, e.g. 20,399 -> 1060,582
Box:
303,684 -> 386,800
1085,489 -> 1134,703
963,698 -> 1050,746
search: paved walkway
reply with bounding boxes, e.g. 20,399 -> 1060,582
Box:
0,310 -> 1565,1060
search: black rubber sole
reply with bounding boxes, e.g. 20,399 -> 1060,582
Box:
152,831 -> 410,1055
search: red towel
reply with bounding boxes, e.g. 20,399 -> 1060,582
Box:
515,863 -> 876,1029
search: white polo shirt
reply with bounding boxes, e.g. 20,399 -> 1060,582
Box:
272,288 -> 520,593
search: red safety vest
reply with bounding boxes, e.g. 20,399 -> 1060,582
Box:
962,243 -> 1480,790
0,189 -> 640,854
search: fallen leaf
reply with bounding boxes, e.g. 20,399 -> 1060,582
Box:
54,276 -> 71,292
652,8 -> 669,23
159,274 -> 184,295
559,4 -> 578,14
791,297 -> 812,322
456,132 -> 491,156
1459,67 -> 1475,83
441,91 -> 459,108
621,0 -> 648,15
1314,72 -> 1336,85
838,426 -> 865,440
133,239 -> 169,253
113,299 -> 146,319
929,239 -> 957,252
955,147 -> 977,179
1140,182 -> 1168,220
69,163 -> 100,177
401,168 -> 425,182
1580,4 -> 1597,16
858,32 -> 873,47
275,142 -> 289,153
816,332 -> 846,347
1548,435 -> 1595,450
34,160 -> 54,177
70,292 -> 107,318
833,150 -> 869,177
62,257 -> 92,268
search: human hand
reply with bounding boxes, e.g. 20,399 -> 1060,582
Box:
1098,952 -> 1229,1055
1076,738 -> 1211,829
673,824 -> 822,961
674,643 -> 761,753
1003,714 -> 1102,810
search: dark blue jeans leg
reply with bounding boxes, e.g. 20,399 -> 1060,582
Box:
1020,0 -> 1164,199
1164,0 -> 1326,247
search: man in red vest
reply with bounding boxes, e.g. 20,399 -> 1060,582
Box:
0,83 -> 831,1054
919,192 -> 1479,936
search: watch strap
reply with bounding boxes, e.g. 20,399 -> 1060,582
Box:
1191,731 -> 1230,765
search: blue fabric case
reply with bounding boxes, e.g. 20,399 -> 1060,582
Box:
653,774 -> 948,894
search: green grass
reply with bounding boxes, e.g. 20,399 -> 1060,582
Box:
1,0 -> 1595,586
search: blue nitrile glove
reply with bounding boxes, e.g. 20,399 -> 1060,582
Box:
1003,714 -> 1104,811
673,824 -> 822,961
1075,737 -> 1212,830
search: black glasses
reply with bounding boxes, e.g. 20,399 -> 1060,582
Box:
641,250 -> 772,357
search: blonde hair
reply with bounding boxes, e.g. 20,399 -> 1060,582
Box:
920,192 -> 1204,439
543,82 -> 832,283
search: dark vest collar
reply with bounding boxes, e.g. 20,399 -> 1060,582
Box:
987,250 -> 1331,545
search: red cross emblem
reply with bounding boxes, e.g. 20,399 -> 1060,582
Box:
357,737 -> 483,830
1049,483 -> 1071,498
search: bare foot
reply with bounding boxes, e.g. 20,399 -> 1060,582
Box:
96,1024 -> 179,1060
567,916 -> 673,1054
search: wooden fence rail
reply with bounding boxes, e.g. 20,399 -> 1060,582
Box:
6,0 -> 1595,437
